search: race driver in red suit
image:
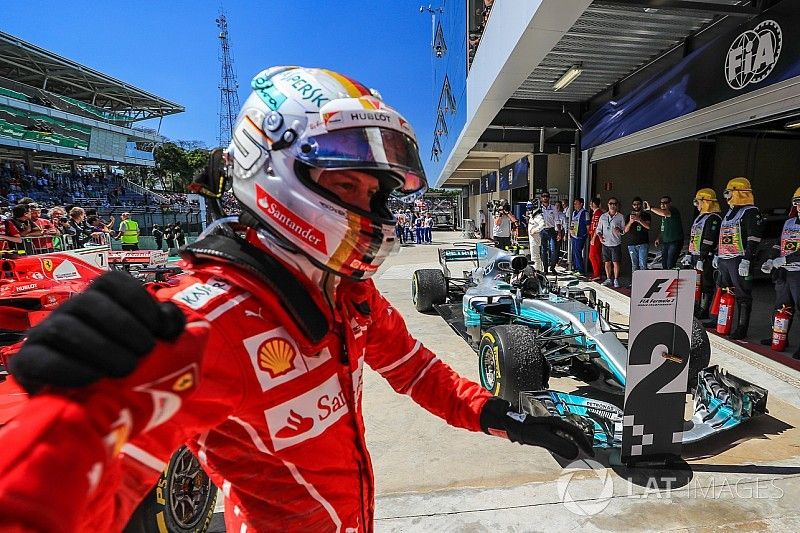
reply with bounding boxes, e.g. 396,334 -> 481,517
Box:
0,67 -> 591,532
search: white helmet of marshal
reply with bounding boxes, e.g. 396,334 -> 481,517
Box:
226,66 -> 427,279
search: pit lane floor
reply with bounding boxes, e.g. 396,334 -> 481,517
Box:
210,232 -> 800,531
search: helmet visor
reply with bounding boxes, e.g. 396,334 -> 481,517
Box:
297,127 -> 427,196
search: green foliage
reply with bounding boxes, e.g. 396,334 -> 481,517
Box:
154,143 -> 210,192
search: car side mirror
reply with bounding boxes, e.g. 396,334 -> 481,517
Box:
567,279 -> 579,287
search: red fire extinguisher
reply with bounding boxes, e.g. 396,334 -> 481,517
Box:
771,305 -> 793,352
710,287 -> 722,317
717,289 -> 735,335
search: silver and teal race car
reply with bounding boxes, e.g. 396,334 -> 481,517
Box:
411,242 -> 767,450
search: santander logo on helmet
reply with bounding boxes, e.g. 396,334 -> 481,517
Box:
227,66 -> 427,280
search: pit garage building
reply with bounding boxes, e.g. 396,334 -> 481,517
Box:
429,0 -> 798,359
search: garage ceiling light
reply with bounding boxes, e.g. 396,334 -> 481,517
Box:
785,119 -> 800,130
554,64 -> 583,91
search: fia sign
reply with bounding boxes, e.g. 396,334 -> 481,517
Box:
725,20 -> 782,90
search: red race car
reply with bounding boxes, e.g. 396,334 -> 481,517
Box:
0,247 -> 218,533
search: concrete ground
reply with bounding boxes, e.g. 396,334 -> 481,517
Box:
369,231 -> 800,532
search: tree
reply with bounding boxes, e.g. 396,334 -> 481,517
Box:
154,143 -> 211,192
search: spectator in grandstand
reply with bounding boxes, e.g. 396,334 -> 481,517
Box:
163,225 -> 175,252
29,204 -> 58,253
116,212 -> 140,251
173,222 -> 186,248
85,208 -> 114,232
152,224 -> 164,251
87,216 -> 112,245
48,206 -> 66,224
68,207 -> 100,248
10,204 -> 41,239
0,214 -> 22,255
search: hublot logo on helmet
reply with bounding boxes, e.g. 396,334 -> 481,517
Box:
725,20 -> 782,90
351,112 -> 391,123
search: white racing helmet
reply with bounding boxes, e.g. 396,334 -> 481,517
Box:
226,66 -> 427,279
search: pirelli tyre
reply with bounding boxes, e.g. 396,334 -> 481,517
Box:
478,325 -> 548,409
689,318 -> 711,389
411,268 -> 447,312
124,446 -> 217,533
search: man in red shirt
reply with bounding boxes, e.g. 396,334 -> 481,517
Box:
29,203 -> 58,253
0,66 -> 591,532
0,215 -> 22,255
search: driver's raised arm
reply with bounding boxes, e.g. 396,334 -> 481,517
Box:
0,273 -> 247,532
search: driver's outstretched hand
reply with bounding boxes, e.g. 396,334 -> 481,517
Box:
9,271 -> 186,394
480,397 -> 594,459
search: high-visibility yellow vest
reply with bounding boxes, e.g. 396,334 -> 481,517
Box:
120,219 -> 139,244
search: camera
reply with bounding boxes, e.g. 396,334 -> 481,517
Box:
487,200 -> 510,217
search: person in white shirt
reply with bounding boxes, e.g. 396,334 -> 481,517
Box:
479,209 -> 487,239
539,192 -> 558,274
526,201 -> 545,271
493,203 -> 516,249
595,197 -> 625,288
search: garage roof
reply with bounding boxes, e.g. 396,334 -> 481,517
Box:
513,1 -> 757,103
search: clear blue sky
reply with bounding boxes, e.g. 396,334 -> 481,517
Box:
3,0 -> 438,174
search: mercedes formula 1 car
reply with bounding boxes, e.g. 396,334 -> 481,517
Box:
411,242 -> 768,450
0,246 -> 217,533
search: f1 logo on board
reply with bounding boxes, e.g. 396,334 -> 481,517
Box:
725,20 -> 782,90
639,278 -> 686,307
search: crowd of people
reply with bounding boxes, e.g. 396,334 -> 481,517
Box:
0,196 -> 190,256
481,178 -> 800,356
394,209 -> 435,244
1,159 -> 201,213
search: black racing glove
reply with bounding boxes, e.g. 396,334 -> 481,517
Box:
9,271 -> 186,394
480,397 -> 594,460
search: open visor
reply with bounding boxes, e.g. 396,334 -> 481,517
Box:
296,127 -> 427,196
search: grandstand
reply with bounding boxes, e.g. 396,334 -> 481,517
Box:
0,30 -> 183,171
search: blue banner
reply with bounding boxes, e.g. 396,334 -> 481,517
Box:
511,156 -> 529,189
480,171 -> 497,193
583,4 -> 800,150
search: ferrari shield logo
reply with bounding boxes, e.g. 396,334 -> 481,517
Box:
43,258 -> 53,272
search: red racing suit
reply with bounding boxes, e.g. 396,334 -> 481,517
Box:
0,242 -> 492,532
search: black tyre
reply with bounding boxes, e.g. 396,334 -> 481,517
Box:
411,269 -> 447,312
478,325 -> 548,409
688,317 -> 711,389
124,446 -> 218,533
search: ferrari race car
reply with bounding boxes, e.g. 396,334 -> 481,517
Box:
411,242 -> 768,450
0,246 -> 218,533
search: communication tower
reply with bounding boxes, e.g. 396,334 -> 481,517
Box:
216,10 -> 240,147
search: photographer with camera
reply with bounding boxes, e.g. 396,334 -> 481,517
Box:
492,201 -> 517,250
